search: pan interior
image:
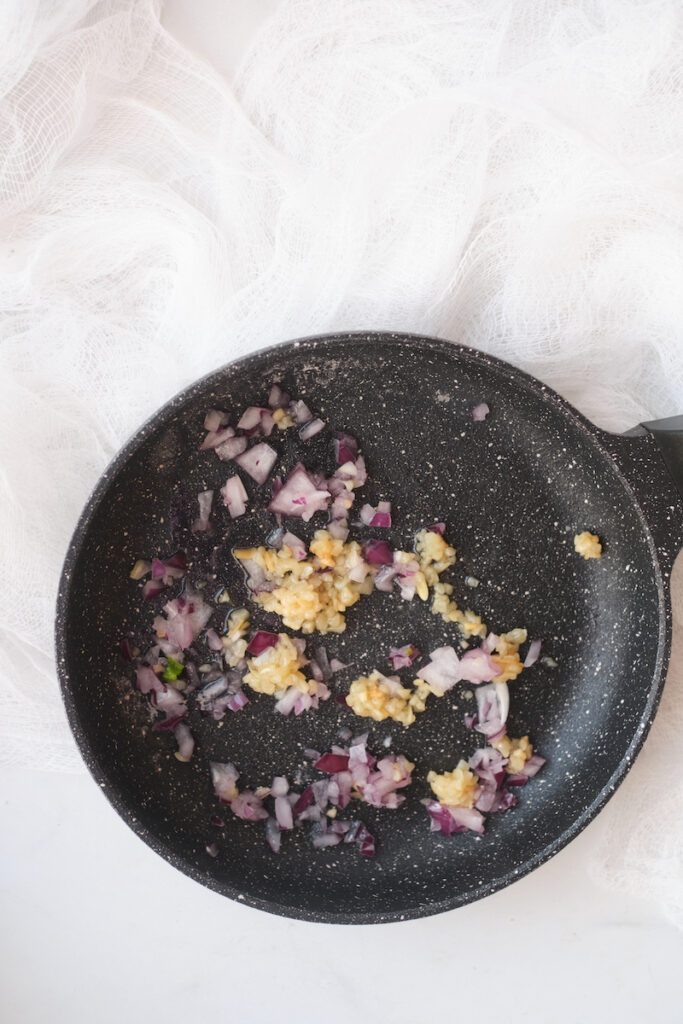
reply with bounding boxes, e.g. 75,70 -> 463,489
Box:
60,336 -> 662,921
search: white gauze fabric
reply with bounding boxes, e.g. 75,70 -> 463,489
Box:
0,0 -> 681,921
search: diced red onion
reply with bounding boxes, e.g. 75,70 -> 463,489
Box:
201,422 -> 235,450
205,628 -> 223,652
362,539 -> 393,565
211,763 -> 239,797
315,753 -> 350,773
230,791 -> 269,821
427,522 -> 445,535
164,551 -> 187,575
388,644 -> 420,669
151,711 -> 187,733
334,432 -> 358,465
426,800 -> 484,835
472,402 -> 490,422
464,713 -> 478,730
393,554 -> 420,600
361,501 -> 391,527
474,682 -> 509,737
204,409 -> 230,432
460,648 -> 500,684
210,815 -> 225,827
265,817 -> 281,852
226,690 -> 249,712
373,564 -> 398,591
205,842 -> 219,857
237,406 -> 275,436
246,631 -> 279,656
173,721 -> 194,762
281,531 -> 307,560
270,775 -> 289,798
153,682 -> 187,719
299,418 -> 325,441
135,665 -> 166,696
293,787 -> 314,818
268,384 -> 289,409
142,578 -> 167,601
327,520 -> 350,541
329,658 -> 349,673
524,639 -> 542,668
120,638 -> 137,661
215,435 -> 248,461
419,645 -> 499,693
312,830 -> 343,848
154,589 -> 212,650
151,558 -> 167,580
290,399 -> 313,424
221,475 -> 248,517
275,795 -> 294,830
235,442 -> 278,485
268,463 -> 331,521
505,774 -> 528,788
197,675 -> 229,710
521,754 -> 546,778
482,632 -> 497,654
192,489 -> 214,533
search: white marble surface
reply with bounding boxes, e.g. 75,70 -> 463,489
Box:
2,763 -> 682,1024
2,5 -> 681,1022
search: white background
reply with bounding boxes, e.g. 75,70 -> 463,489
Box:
2,3 -> 682,1022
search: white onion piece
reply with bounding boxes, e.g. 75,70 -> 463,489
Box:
221,475 -> 248,517
235,443 -> 278,484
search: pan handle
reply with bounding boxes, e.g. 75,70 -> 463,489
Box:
626,414 -> 683,501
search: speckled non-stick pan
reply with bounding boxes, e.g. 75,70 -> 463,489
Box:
56,332 -> 683,924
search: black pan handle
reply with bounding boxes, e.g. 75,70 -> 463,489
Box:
627,414 -> 683,501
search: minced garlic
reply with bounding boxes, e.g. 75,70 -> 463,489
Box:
491,652 -> 524,683
428,760 -> 479,808
574,531 -> 602,559
346,671 -> 416,727
222,608 -> 250,666
415,529 -> 456,587
346,672 -> 439,726
493,734 -> 534,773
430,581 -> 487,637
243,633 -> 311,696
234,530 -> 372,634
490,628 -> 526,682
272,407 -> 294,430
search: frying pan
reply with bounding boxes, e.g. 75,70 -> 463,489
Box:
56,332 -> 683,924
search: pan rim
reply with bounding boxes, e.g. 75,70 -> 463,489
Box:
54,331 -> 673,924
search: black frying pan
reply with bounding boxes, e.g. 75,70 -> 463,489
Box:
56,333 -> 683,923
